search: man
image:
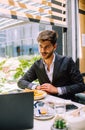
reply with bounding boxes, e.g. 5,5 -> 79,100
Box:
18,30 -> 85,101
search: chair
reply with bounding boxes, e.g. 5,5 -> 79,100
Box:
75,73 -> 85,104
82,73 -> 85,83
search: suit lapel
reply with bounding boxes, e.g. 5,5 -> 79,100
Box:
52,53 -> 61,83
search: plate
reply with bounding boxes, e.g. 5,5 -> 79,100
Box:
34,114 -> 54,120
34,107 -> 55,120
34,90 -> 47,100
23,89 -> 47,100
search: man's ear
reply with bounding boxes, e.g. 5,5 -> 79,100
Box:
54,43 -> 57,51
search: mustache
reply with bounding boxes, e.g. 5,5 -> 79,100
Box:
41,52 -> 48,55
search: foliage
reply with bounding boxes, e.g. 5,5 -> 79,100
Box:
0,60 -> 6,70
0,60 -> 7,83
0,55 -> 41,84
14,55 -> 41,80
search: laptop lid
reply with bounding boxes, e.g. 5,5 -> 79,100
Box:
0,92 -> 34,129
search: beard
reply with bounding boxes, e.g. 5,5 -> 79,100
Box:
40,50 -> 54,60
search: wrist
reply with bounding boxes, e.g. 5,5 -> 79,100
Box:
54,87 -> 58,94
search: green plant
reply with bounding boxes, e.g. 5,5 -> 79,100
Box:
14,55 -> 41,80
0,60 -> 6,70
53,116 -> 66,129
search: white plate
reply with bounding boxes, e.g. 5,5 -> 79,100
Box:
34,114 -> 54,120
34,107 -> 55,120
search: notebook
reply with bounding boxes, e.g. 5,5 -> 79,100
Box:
0,91 -> 34,129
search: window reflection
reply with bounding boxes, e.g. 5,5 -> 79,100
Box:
0,22 -> 52,57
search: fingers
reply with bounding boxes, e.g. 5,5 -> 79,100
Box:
36,83 -> 58,94
41,85 -> 47,89
36,83 -> 53,93
36,85 -> 48,91
40,85 -> 50,92
36,85 -> 41,90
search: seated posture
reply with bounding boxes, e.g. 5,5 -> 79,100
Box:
18,30 -> 85,101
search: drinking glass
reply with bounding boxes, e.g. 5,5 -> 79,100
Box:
54,102 -> 66,117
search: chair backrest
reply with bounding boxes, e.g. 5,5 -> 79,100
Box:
82,73 -> 85,83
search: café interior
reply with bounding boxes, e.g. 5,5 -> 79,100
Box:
0,0 -> 85,130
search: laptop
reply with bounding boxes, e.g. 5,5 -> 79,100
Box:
0,91 -> 34,130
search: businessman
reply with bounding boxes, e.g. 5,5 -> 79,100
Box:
18,30 -> 85,101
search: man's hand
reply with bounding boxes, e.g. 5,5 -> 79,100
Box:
36,83 -> 58,94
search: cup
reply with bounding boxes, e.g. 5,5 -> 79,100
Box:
54,102 -> 66,117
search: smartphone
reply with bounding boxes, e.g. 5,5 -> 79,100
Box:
66,104 -> 78,111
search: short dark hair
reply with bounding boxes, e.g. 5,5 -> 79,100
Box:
37,30 -> 58,45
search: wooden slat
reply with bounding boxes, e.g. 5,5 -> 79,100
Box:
52,3 -> 66,11
52,12 -> 66,18
0,7 -> 67,26
0,0 -> 67,19
55,0 -> 66,4
30,0 -> 66,5
0,0 -> 66,12
0,0 -> 66,19
0,0 -> 67,27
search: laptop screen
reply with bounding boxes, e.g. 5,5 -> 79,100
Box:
0,92 -> 34,129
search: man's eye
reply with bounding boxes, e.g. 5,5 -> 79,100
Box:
45,47 -> 48,49
46,46 -> 50,49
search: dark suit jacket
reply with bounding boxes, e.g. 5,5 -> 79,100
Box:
18,53 -> 85,100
